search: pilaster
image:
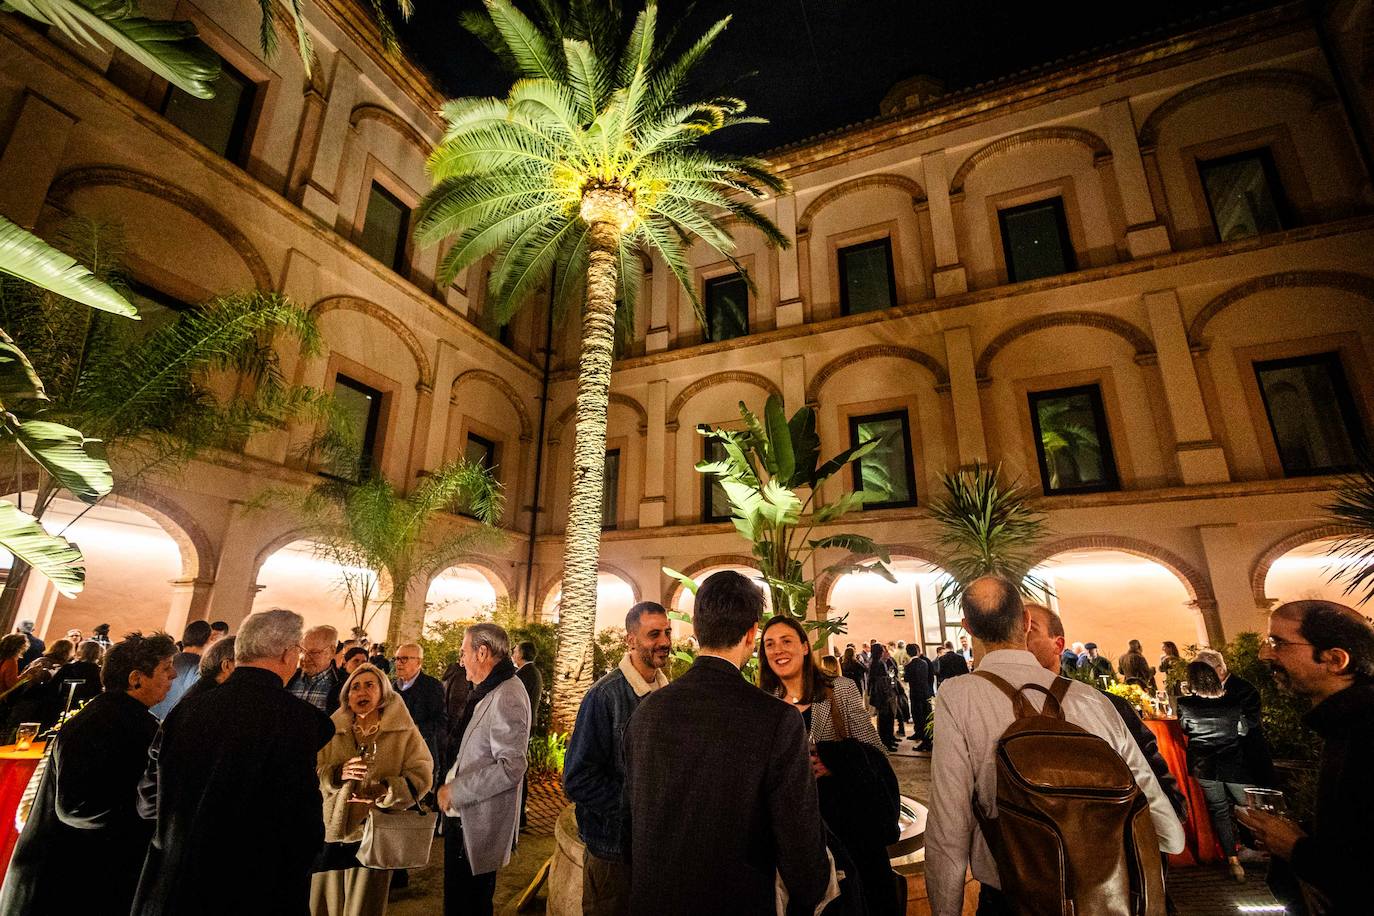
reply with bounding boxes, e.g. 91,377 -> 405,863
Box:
1141,289 -> 1229,484
922,151 -> 967,295
0,91 -> 78,227
639,379 -> 668,527
943,327 -> 987,465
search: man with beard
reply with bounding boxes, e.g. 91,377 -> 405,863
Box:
563,602 -> 672,915
1238,600 -> 1374,915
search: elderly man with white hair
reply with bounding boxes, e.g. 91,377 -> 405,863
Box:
437,622 -> 531,916
131,608 -> 334,916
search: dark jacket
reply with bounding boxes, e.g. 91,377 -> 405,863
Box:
1118,650 -> 1155,685
1224,674 -> 1276,787
903,655 -> 935,700
396,670 -> 446,785
132,666 -> 333,916
840,659 -> 866,692
516,661 -> 543,725
0,691 -> 158,916
18,634 -> 44,670
563,665 -> 646,860
53,660 -> 103,706
1102,691 -> 1186,818
624,656 -> 829,916
1177,692 -> 1256,783
1287,682 -> 1374,915
439,662 -> 471,777
867,656 -> 898,710
934,651 -> 970,685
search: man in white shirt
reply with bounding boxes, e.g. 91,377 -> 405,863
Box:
926,576 -> 1185,915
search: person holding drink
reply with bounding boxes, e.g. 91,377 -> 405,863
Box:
311,663 -> 433,916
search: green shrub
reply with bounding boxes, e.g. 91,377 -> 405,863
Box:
593,627 -> 627,680
527,731 -> 568,777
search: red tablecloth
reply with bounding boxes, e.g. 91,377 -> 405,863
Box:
1144,718 -> 1222,866
0,742 -> 45,884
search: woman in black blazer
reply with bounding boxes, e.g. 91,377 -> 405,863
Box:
1177,660 -> 1260,883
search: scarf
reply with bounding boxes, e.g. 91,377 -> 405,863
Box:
453,657 -> 517,749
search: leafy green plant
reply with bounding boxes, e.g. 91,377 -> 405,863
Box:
264,460 -> 503,646
419,618 -> 469,678
418,0 -> 788,732
526,731 -> 568,777
928,462 -> 1050,604
665,395 -> 894,647
1324,462 -> 1374,606
592,625 -> 627,680
1035,399 -> 1100,490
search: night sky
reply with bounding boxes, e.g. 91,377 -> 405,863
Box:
398,0 -> 1267,153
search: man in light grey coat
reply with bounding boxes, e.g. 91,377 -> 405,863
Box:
437,623 -> 531,916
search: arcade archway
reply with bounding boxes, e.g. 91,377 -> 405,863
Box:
425,564 -> 509,626
253,539 -> 391,641
826,558 -> 957,657
540,570 -> 639,633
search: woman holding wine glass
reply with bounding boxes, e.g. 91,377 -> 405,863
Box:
311,663 -> 432,916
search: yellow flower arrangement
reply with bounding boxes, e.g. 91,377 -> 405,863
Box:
1106,682 -> 1158,718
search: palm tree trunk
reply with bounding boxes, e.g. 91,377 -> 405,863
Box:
550,220 -> 620,734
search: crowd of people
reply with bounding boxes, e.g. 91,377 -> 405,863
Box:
1,580 -> 1372,916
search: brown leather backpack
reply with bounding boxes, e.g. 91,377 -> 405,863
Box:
970,671 -> 1165,916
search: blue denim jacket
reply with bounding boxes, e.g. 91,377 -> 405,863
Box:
562,664 -> 645,860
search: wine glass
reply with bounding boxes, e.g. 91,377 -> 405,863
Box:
1244,787 -> 1287,816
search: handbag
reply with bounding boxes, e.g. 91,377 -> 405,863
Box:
357,778 -> 438,870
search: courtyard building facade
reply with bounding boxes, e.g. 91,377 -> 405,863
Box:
1,0 -> 1372,660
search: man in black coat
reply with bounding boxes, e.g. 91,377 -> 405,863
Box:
0,632 -> 177,916
514,640 -> 543,829
904,648 -> 936,751
132,609 -> 333,916
393,642 -> 447,788
1239,600 -> 1374,916
624,571 -> 830,916
933,641 -> 970,686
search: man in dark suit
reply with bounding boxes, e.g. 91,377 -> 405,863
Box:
0,632 -> 177,916
514,640 -> 543,829
904,647 -> 935,751
933,641 -> 970,686
624,571 -> 830,916
131,608 -> 333,916
394,642 -> 447,787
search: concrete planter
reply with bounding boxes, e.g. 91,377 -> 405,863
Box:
548,806 -> 584,916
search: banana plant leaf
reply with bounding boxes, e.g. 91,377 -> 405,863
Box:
0,330 -> 47,406
0,500 -> 84,596
4,419 -> 113,505
786,405 -> 820,488
0,216 -> 136,316
764,395 -> 794,485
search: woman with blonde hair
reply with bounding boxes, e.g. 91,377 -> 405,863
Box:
311,663 -> 433,916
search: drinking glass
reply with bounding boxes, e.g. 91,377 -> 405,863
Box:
14,722 -> 39,751
1244,787 -> 1288,816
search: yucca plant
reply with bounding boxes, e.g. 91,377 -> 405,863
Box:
0,219 -> 331,627
666,395 -> 895,646
928,462 -> 1051,605
1324,462 -> 1374,606
3,0 -> 219,97
267,460 -> 504,645
420,0 -> 788,730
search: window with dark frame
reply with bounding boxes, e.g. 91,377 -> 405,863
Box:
1254,352 -> 1367,477
602,449 -> 620,530
1028,385 -> 1120,494
358,183 -> 411,273
701,430 -> 732,522
328,376 -> 383,482
161,60 -> 256,161
998,197 -> 1076,283
459,432 -> 498,518
703,273 -> 749,342
848,410 -> 917,509
838,238 -> 897,315
1198,148 -> 1287,242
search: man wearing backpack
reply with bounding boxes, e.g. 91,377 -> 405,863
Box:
926,576 -> 1185,916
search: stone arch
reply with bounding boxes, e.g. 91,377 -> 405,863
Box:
109,486 -> 217,582
1030,535 -> 1215,608
451,369 -> 534,441
547,392 -> 649,443
536,563 -> 644,619
814,544 -> 952,613
1138,68 -> 1336,150
1249,524 -> 1364,608
661,554 -> 761,611
949,127 -> 1112,196
795,173 -> 928,236
1187,271 -> 1374,346
249,526 -> 329,587
310,296 -> 434,388
349,104 -> 434,158
47,166 -> 274,290
975,311 -> 1155,378
806,345 -> 949,405
666,372 -> 782,427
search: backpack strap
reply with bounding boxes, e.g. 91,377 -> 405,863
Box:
973,671 -> 1067,720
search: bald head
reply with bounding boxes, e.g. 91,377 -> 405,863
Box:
960,576 -> 1029,647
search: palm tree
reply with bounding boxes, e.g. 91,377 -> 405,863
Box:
1325,462 -> 1374,606
268,460 -> 504,644
417,0 -> 787,730
1035,399 -> 1099,489
0,219 -> 330,628
928,463 -> 1051,605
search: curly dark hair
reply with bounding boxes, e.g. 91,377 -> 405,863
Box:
103,632 -> 177,692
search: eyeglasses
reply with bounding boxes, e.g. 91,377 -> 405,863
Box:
1263,635 -> 1313,651
395,655 -> 421,663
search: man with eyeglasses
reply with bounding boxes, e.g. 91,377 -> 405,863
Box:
286,624 -> 343,714
1236,599 -> 1374,916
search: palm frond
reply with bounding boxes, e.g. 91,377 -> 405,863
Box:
1324,464 -> 1374,606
